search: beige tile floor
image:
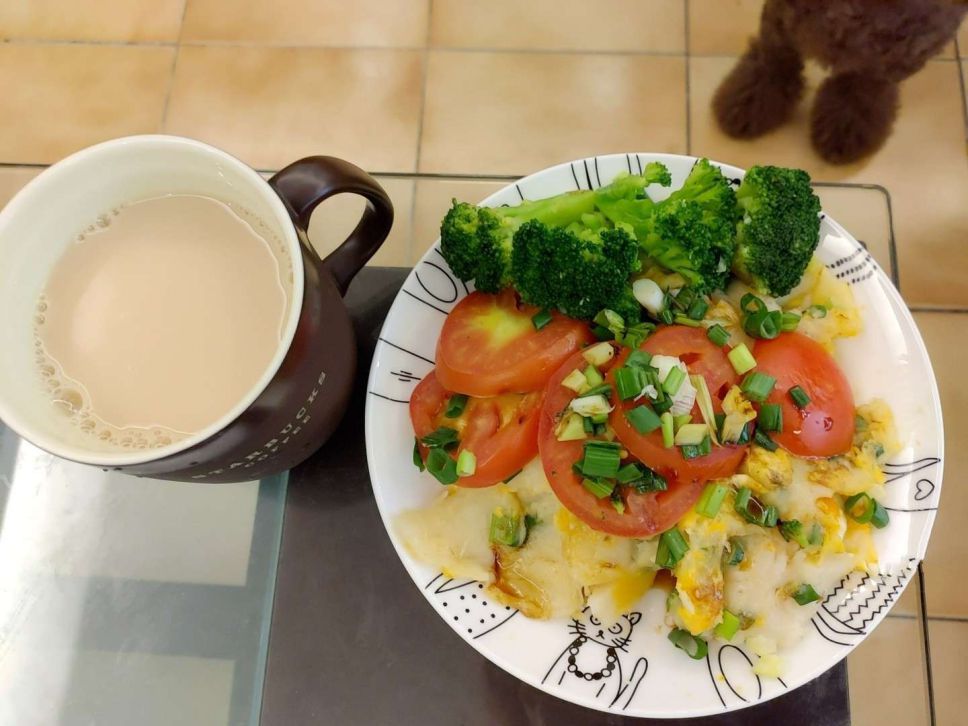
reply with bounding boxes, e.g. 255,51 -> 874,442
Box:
1,0 -> 966,720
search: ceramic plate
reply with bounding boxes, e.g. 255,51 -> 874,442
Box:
364,154 -> 943,718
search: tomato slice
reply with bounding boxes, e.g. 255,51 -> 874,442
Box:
753,333 -> 855,457
435,289 -> 594,397
538,348 -> 708,537
609,326 -> 746,486
410,369 -> 542,488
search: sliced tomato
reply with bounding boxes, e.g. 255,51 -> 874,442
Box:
410,369 -> 541,488
753,333 -> 855,457
435,289 -> 594,397
609,327 -> 746,487
538,348 -> 707,537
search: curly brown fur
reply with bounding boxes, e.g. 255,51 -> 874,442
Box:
810,73 -> 899,164
712,0 -> 967,163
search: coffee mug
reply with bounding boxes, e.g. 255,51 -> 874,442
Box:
0,135 -> 393,482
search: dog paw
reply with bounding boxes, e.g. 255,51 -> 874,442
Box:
713,42 -> 804,139
811,73 -> 898,164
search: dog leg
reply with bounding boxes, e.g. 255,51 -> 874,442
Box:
712,0 -> 804,139
810,72 -> 899,165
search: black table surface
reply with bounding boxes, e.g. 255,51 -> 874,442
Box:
260,267 -> 850,726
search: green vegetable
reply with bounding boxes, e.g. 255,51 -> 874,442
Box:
420,426 -> 460,449
626,349 -> 653,368
754,428 -> 778,452
871,500 -> 890,529
758,403 -> 783,432
780,311 -> 801,332
734,487 -> 778,527
662,366 -> 686,396
707,324 -> 730,347
727,343 -> 757,375
615,366 -> 646,400
582,477 -> 615,499
731,166 -> 822,297
583,365 -> 605,388
489,511 -> 526,547
579,440 -> 622,478
531,309 -> 553,330
456,450 -> 477,477
715,610 -> 741,640
660,411 -> 674,448
556,412 -> 587,442
789,385 -> 810,409
792,583 -> 821,606
844,493 -> 890,529
779,519 -> 809,547
656,528 -> 689,568
444,394 -> 469,418
727,537 -> 745,566
740,293 -> 783,340
627,405 -> 662,434
675,423 -> 709,446
741,371 -> 776,402
426,448 -> 458,485
412,438 -> 425,472
696,482 -> 729,518
668,628 -> 708,659
807,304 -> 828,318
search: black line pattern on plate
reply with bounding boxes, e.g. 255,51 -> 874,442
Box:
424,574 -> 518,639
593,156 -> 602,188
431,248 -> 471,296
541,607 -> 648,711
582,159 -> 593,190
882,457 -> 941,511
368,391 -> 409,404
571,162 -> 583,190
402,288 -> 449,314
635,154 -> 643,175
515,183 -> 524,201
625,153 -> 633,174
718,645 -> 763,703
415,260 -> 459,304
391,369 -> 420,383
883,458 -> 941,485
377,337 -> 434,365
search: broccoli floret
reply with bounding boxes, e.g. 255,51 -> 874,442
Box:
732,166 -> 821,297
511,220 -> 641,321
596,159 -> 737,292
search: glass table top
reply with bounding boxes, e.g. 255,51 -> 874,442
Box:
0,166 -> 934,725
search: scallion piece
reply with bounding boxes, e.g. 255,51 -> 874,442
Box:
696,482 -> 729,518
687,298 -> 709,321
580,442 -> 621,478
697,434 -> 712,457
680,444 -> 701,460
626,350 -> 653,368
616,462 -> 645,483
663,366 -> 686,396
582,477 -> 615,499
762,505 -> 778,527
621,322 -> 654,350
531,309 -> 553,331
808,522 -> 825,547
582,342 -> 615,367
425,448 -> 458,485
583,365 -> 605,388
754,428 -> 778,451
582,416 -> 595,434
489,511 -> 525,547
871,500 -> 890,529
412,437 -> 425,472
610,489 -> 626,514
727,343 -> 757,375
656,528 -> 689,568
592,324 -> 613,341
734,486 -> 775,527
779,519 -> 809,547
590,412 -> 609,424
806,304 -> 828,318
659,308 -> 675,325
741,371 -> 776,403
660,412 -> 674,448
420,426 -> 460,450
668,628 -> 708,660
758,403 -> 783,432
652,394 -> 673,415
582,382 -> 612,398
626,405 -> 662,434
615,366 -> 645,401
780,311 -> 801,332
792,583 -> 821,606
674,315 -> 702,328
456,449 -> 477,477
674,423 -> 709,446
844,492 -> 875,524
632,469 -> 668,493
727,537 -> 745,566
789,385 -> 811,409
714,610 -> 741,641
444,393 -> 469,418
673,413 -> 693,431
707,324 -> 730,347
740,293 -> 767,315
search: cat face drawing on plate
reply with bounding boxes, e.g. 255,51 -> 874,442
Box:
541,607 -> 649,712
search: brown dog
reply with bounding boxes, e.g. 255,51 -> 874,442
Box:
713,0 -> 966,164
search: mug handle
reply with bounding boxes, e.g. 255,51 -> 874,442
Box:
269,156 -> 394,295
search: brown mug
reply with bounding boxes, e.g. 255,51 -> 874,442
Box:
0,135 -> 393,482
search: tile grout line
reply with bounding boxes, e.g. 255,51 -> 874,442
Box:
683,0 -> 692,155
159,0 -> 191,130
408,0 -> 435,264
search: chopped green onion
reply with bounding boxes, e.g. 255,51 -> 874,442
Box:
680,444 -> 700,459
610,489 -> 626,514
806,304 -> 828,318
582,383 -> 612,399
727,537 -> 745,566
582,416 -> 595,434
715,610 -> 741,641
780,311 -> 801,332
808,522 -> 824,547
855,414 -> 868,431
489,511 -> 525,547
734,486 -> 776,527
736,421 -> 754,446
762,505 -> 778,527
696,482 -> 729,518
779,519 -> 809,547
687,298 -> 709,321
590,412 -> 609,424
741,371 -> 776,403
792,583 -> 821,606
531,309 -> 553,331
631,470 -> 668,494
707,324 -> 730,347
714,412 -> 726,436
656,528 -> 689,568
582,342 -> 615,367
583,365 -> 605,388
789,385 -> 811,409
871,500 -> 890,529
754,428 -> 778,451
456,450 -> 477,477
420,426 -> 460,450
524,513 -> 541,530
626,350 -> 653,368
652,394 -> 673,415
673,287 -> 697,311
740,293 -> 767,315
426,448 -> 458,485
579,442 -> 621,478
593,422 -> 607,436
844,492 -> 875,524
668,628 -> 708,660
663,367 -> 686,396
412,437 -> 425,471
561,368 -> 589,394
871,442 -> 885,459
569,393 -> 612,417
615,366 -> 645,401
660,412 -> 674,448
674,315 -> 702,328
616,463 -> 644,483
673,413 -> 693,431
727,343 -> 757,375
620,322 -> 654,350
444,394 -> 469,418
592,324 -> 613,341
674,423 -> 708,446
659,308 -> 675,325
555,413 -> 587,442
582,477 -> 615,499
626,405 -> 662,434
758,403 -> 783,432
690,374 -> 720,446
594,309 -> 625,336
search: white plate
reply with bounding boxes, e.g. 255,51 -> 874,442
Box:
364,153 -> 943,718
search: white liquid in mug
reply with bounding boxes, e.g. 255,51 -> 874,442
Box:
34,194 -> 293,451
